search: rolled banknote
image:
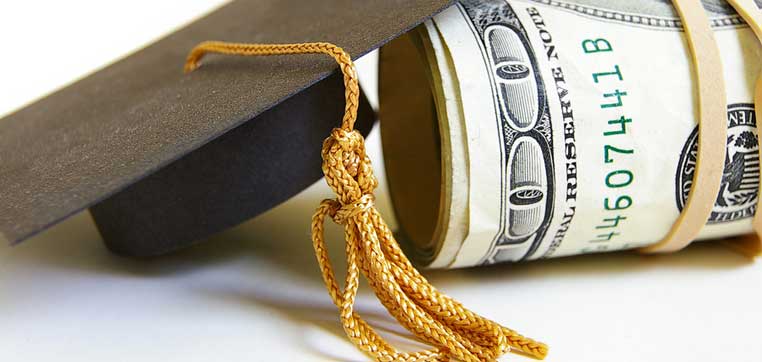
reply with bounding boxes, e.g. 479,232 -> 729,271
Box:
379,0 -> 762,268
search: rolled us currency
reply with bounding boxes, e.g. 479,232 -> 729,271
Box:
379,0 -> 762,268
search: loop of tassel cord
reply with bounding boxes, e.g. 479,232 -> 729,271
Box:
184,41 -> 547,361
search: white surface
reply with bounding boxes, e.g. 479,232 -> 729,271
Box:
1,2 -> 761,362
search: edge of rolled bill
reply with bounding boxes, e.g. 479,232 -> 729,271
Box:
378,0 -> 762,269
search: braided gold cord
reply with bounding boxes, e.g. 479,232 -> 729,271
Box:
184,41 -> 548,362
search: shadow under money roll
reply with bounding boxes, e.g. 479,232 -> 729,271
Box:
379,0 -> 762,269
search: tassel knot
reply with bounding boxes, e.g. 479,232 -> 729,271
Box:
326,194 -> 376,226
321,127 -> 378,205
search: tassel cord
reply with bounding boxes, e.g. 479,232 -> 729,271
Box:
184,41 -> 547,362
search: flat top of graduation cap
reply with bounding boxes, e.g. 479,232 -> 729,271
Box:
0,0 -> 453,252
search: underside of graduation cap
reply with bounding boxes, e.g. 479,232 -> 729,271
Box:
0,0 -> 454,256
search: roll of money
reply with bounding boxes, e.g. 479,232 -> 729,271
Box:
379,0 -> 762,268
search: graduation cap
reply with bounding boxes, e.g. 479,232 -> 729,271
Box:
1,2 -> 554,359
0,0 -> 454,256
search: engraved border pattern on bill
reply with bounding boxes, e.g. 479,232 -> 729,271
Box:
526,0 -> 759,30
459,0 -> 557,264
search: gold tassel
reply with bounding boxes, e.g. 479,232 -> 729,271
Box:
185,41 -> 548,362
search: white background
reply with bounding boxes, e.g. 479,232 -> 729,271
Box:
1,1 -> 761,361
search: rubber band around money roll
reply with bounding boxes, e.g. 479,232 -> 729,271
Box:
638,0 -> 729,253
644,0 -> 762,255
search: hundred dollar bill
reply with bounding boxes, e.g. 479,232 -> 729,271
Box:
379,0 -> 762,268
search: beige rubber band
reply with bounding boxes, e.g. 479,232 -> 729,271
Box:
725,0 -> 762,256
641,0 -> 728,254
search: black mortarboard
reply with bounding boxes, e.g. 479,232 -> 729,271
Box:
0,0 -> 453,256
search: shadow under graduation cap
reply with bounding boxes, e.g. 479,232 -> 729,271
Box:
0,0 -> 454,256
